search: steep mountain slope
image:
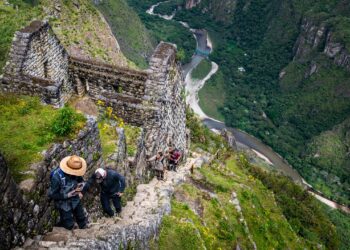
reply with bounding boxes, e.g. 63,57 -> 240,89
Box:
93,0 -> 155,68
0,0 -> 128,73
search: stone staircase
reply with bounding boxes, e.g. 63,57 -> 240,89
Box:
17,155 -> 201,250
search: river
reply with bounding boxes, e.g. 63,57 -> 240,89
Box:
146,1 -> 350,214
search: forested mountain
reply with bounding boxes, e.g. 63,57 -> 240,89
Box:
159,0 -> 350,205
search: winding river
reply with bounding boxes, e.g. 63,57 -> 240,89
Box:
146,2 -> 350,214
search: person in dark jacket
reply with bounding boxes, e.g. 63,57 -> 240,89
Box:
48,155 -> 87,230
83,168 -> 126,217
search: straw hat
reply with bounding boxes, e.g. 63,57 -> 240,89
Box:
59,155 -> 87,176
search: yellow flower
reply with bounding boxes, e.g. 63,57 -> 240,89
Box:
106,107 -> 113,118
102,123 -> 109,131
97,100 -> 104,106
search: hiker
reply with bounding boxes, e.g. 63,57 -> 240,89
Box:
147,151 -> 165,180
83,168 -> 126,217
166,146 -> 182,172
48,155 -> 88,230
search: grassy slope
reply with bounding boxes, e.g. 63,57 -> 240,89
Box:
94,0 -> 155,69
0,0 -> 129,74
0,95 -> 85,182
155,155 -> 308,249
46,0 -> 128,66
154,110 -> 347,249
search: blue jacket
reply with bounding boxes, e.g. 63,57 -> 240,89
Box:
48,168 -> 84,211
84,169 -> 126,196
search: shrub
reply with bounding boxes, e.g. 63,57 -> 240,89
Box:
51,106 -> 84,136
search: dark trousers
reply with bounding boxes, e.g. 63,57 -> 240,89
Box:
58,202 -> 86,230
155,169 -> 164,180
101,192 -> 122,217
168,160 -> 177,171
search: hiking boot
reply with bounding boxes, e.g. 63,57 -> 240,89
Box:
114,213 -> 122,220
79,223 -> 90,229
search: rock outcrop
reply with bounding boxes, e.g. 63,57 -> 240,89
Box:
293,17 -> 350,71
185,0 -> 201,9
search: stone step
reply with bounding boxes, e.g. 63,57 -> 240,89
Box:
21,156 -> 202,249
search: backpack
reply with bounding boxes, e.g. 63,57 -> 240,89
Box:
50,167 -> 66,186
172,149 -> 182,162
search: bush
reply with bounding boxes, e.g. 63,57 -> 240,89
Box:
51,106 -> 85,136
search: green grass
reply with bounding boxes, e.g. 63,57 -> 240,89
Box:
191,59 -> 212,79
98,119 -> 141,160
124,125 -> 141,157
186,108 -> 225,154
198,69 -> 226,121
155,153 -> 307,249
0,95 -> 85,182
98,121 -> 118,160
323,205 -> 350,250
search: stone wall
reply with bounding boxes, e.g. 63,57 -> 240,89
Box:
0,117 -> 103,249
69,56 -> 159,126
1,21 -> 70,107
143,42 -> 187,155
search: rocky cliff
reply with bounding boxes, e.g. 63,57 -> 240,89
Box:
293,17 -> 350,72
185,0 -> 201,9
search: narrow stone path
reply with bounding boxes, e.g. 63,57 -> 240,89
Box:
17,155 -> 200,250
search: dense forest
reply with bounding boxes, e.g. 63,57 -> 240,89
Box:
131,0 -> 350,206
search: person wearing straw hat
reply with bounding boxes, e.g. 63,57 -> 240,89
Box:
83,167 -> 126,217
48,155 -> 88,230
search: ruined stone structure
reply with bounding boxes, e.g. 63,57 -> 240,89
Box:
0,20 -> 187,249
0,20 -> 187,156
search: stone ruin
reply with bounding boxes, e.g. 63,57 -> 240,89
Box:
0,20 -> 186,155
0,20 -> 188,248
